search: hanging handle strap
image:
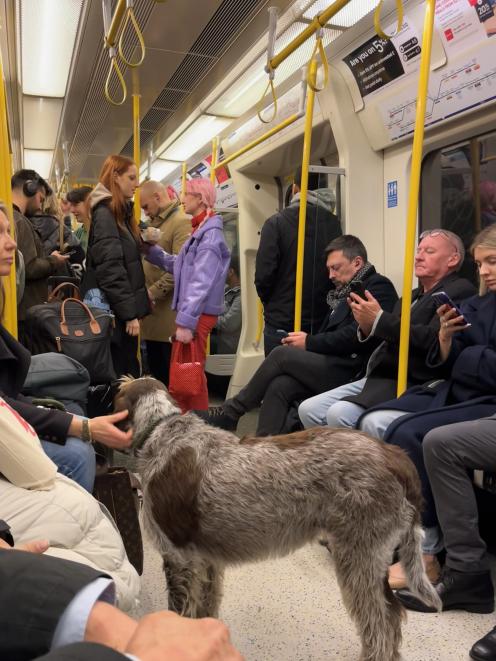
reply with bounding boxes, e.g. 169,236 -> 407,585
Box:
105,50 -> 127,106
118,3 -> 146,68
307,31 -> 329,93
374,0 -> 404,40
257,76 -> 278,124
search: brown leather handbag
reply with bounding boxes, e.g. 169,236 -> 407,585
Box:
93,466 -> 144,575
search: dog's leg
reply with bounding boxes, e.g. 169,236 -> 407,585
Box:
163,555 -> 203,618
330,538 -> 402,661
196,561 -> 224,618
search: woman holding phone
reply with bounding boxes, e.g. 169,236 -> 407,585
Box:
361,223 -> 496,588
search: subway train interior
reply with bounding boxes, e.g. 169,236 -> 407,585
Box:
2,0 -> 496,659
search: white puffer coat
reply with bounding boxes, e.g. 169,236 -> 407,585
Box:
0,474 -> 141,611
0,397 -> 140,611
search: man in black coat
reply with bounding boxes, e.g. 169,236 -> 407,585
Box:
298,229 -> 476,435
255,167 -> 342,355
197,235 -> 397,436
0,536 -> 240,661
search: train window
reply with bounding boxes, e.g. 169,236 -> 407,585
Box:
421,131 -> 496,284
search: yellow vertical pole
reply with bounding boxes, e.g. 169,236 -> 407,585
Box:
210,136 -> 218,185
396,0 -> 436,396
181,162 -> 187,196
132,92 -> 141,223
294,59 -> 317,332
0,54 -> 17,336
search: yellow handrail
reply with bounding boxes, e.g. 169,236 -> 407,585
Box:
215,112 -> 301,172
0,56 -> 17,336
105,0 -> 127,49
270,0 -> 351,71
133,92 -> 141,222
118,6 -> 146,68
253,298 -> 264,350
210,136 -> 219,184
374,0 -> 404,40
396,0 -> 436,396
105,55 -> 127,106
294,59 -> 318,332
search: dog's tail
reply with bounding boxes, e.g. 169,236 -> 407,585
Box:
386,444 -> 442,612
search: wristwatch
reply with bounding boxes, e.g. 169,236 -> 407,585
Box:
81,418 -> 93,444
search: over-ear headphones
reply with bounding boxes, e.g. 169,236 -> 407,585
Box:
23,177 -> 41,198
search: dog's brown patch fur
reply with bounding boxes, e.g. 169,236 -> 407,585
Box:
240,427 -> 324,449
148,446 -> 201,547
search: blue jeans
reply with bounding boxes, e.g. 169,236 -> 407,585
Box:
41,437 -> 96,493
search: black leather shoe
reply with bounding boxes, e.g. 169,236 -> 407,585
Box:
470,626 -> 496,660
193,406 -> 238,431
396,568 -> 494,614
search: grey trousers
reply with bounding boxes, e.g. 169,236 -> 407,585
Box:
423,415 -> 496,573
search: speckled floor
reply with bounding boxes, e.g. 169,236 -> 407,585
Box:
125,409 -> 496,661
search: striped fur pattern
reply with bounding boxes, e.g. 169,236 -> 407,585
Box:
115,376 -> 441,661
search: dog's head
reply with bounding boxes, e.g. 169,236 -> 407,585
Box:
114,375 -> 177,432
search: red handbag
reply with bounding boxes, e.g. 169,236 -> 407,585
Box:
169,341 -> 204,398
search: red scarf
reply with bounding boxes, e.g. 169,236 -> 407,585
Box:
191,209 -> 214,234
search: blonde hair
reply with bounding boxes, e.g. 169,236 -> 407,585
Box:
471,224 -> 496,295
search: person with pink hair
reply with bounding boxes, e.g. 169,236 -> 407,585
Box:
144,178 -> 230,411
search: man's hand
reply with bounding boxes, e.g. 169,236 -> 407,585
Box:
85,601 -> 138,653
125,611 -> 244,661
176,326 -> 194,344
126,319 -> 140,336
347,290 -> 382,336
50,250 -> 71,264
282,331 -> 307,350
89,410 -> 133,449
0,538 -> 49,553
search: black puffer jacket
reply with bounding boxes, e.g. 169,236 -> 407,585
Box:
82,184 -> 150,322
255,190 -> 341,333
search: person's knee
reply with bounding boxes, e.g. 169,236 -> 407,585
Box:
64,438 -> 96,472
423,427 -> 451,468
326,401 -> 360,428
360,412 -> 392,440
298,398 -> 321,428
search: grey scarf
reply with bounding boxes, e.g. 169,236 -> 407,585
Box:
326,262 -> 375,312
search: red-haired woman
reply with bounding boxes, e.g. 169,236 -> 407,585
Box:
82,155 -> 150,378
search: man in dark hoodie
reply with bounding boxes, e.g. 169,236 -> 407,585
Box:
255,167 -> 342,355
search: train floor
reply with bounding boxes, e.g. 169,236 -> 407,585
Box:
121,408 -> 496,661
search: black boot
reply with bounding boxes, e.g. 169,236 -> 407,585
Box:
193,405 -> 238,431
396,567 -> 494,614
470,626 -> 496,660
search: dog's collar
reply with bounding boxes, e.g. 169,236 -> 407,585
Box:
131,413 -> 181,453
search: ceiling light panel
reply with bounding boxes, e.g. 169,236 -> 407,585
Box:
23,97 -> 63,149
303,0 -> 377,28
24,149 -> 54,178
19,0 -> 83,97
150,160 -> 181,182
208,22 -> 341,118
158,115 -> 232,162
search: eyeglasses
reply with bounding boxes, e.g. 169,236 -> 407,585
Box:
419,229 -> 460,254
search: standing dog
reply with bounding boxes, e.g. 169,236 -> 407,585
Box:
115,376 -> 441,661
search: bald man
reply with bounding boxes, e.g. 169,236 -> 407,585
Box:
140,181 -> 191,385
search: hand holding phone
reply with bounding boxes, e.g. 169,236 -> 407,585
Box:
349,281 -> 367,299
431,291 -> 470,326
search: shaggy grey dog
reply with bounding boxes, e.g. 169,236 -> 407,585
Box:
115,376 -> 441,661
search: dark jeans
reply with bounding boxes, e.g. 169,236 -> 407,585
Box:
423,416 -> 496,573
145,340 -> 172,387
225,345 -> 352,436
111,320 -> 140,378
383,400 -> 496,529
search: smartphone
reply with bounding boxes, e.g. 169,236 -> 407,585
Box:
349,281 -> 367,299
276,329 -> 289,340
431,291 -> 469,325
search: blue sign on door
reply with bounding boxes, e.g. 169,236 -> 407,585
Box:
387,180 -> 398,208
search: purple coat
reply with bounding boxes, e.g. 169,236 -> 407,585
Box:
146,214 -> 230,331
